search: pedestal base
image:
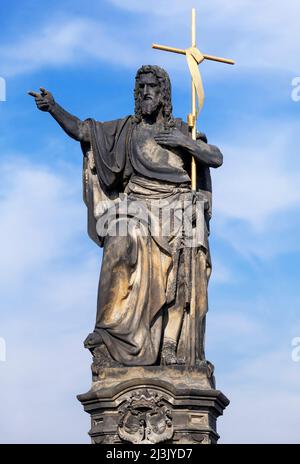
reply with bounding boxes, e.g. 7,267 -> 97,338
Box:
78,365 -> 229,444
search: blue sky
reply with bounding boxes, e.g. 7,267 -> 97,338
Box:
1,0 -> 300,444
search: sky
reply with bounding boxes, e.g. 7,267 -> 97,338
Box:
1,0 -> 300,444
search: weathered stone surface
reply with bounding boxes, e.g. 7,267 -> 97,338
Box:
30,65 -> 229,444
29,66 -> 223,369
77,366 -> 229,444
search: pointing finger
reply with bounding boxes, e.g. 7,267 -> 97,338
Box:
28,90 -> 41,98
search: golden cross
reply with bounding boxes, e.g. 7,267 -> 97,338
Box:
152,8 -> 235,191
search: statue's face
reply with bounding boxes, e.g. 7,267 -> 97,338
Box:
138,73 -> 162,117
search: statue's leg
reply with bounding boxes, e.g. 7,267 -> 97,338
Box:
161,251 -> 185,365
85,228 -> 136,368
195,249 -> 210,364
87,214 -> 167,368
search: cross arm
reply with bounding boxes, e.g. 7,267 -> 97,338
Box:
152,43 -> 235,65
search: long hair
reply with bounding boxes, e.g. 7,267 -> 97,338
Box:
133,65 -> 175,129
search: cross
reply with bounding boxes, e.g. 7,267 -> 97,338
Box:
152,8 -> 235,191
152,8 -> 235,367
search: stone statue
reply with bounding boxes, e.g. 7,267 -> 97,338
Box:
29,65 -> 230,445
29,65 -> 222,372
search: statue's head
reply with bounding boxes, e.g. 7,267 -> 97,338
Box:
134,65 -> 174,127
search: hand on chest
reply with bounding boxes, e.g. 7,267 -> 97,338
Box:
135,125 -> 184,170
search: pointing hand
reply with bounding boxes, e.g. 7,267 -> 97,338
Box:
28,87 -> 55,112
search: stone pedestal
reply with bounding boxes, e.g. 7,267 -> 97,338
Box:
77,365 -> 229,444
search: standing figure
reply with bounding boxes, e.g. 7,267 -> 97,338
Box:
29,65 -> 222,370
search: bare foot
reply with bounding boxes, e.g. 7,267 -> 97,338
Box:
84,332 -> 103,349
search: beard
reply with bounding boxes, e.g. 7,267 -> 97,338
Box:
141,98 -> 161,117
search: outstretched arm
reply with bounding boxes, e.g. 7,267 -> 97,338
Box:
28,88 -> 90,143
154,128 -> 223,168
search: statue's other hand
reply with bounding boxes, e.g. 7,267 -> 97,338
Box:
84,332 -> 103,349
154,128 -> 191,150
28,87 -> 55,112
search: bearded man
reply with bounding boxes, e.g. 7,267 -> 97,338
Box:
29,65 -> 222,369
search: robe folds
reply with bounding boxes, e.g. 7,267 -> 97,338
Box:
81,116 -> 212,366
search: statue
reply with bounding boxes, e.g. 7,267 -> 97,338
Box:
29,8 -> 234,444
29,65 -> 223,371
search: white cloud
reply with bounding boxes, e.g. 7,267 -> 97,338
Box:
0,330 -> 91,443
0,17 -> 138,78
206,304 -> 277,364
0,158 -> 83,287
209,119 -> 300,258
211,258 -> 234,284
109,0 -> 193,16
2,0 -> 300,78
214,126 -> 300,227
0,19 -> 89,77
0,155 -> 99,443
218,347 -> 300,443
109,0 -> 300,72
219,389 -> 300,444
206,308 -> 300,443
0,154 -> 298,443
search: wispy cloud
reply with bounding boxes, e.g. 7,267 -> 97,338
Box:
0,155 -> 98,443
206,306 -> 300,443
0,17 -> 138,78
218,346 -> 300,443
2,0 -> 300,78
210,119 -> 300,258
0,157 -> 82,287
109,0 -> 300,72
1,0 -> 300,445
0,19 -> 90,77
215,126 -> 300,226
211,258 -> 235,284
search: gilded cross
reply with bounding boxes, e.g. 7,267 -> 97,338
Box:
152,8 -> 235,191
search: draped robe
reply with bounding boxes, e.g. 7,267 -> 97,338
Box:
81,116 -> 213,366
